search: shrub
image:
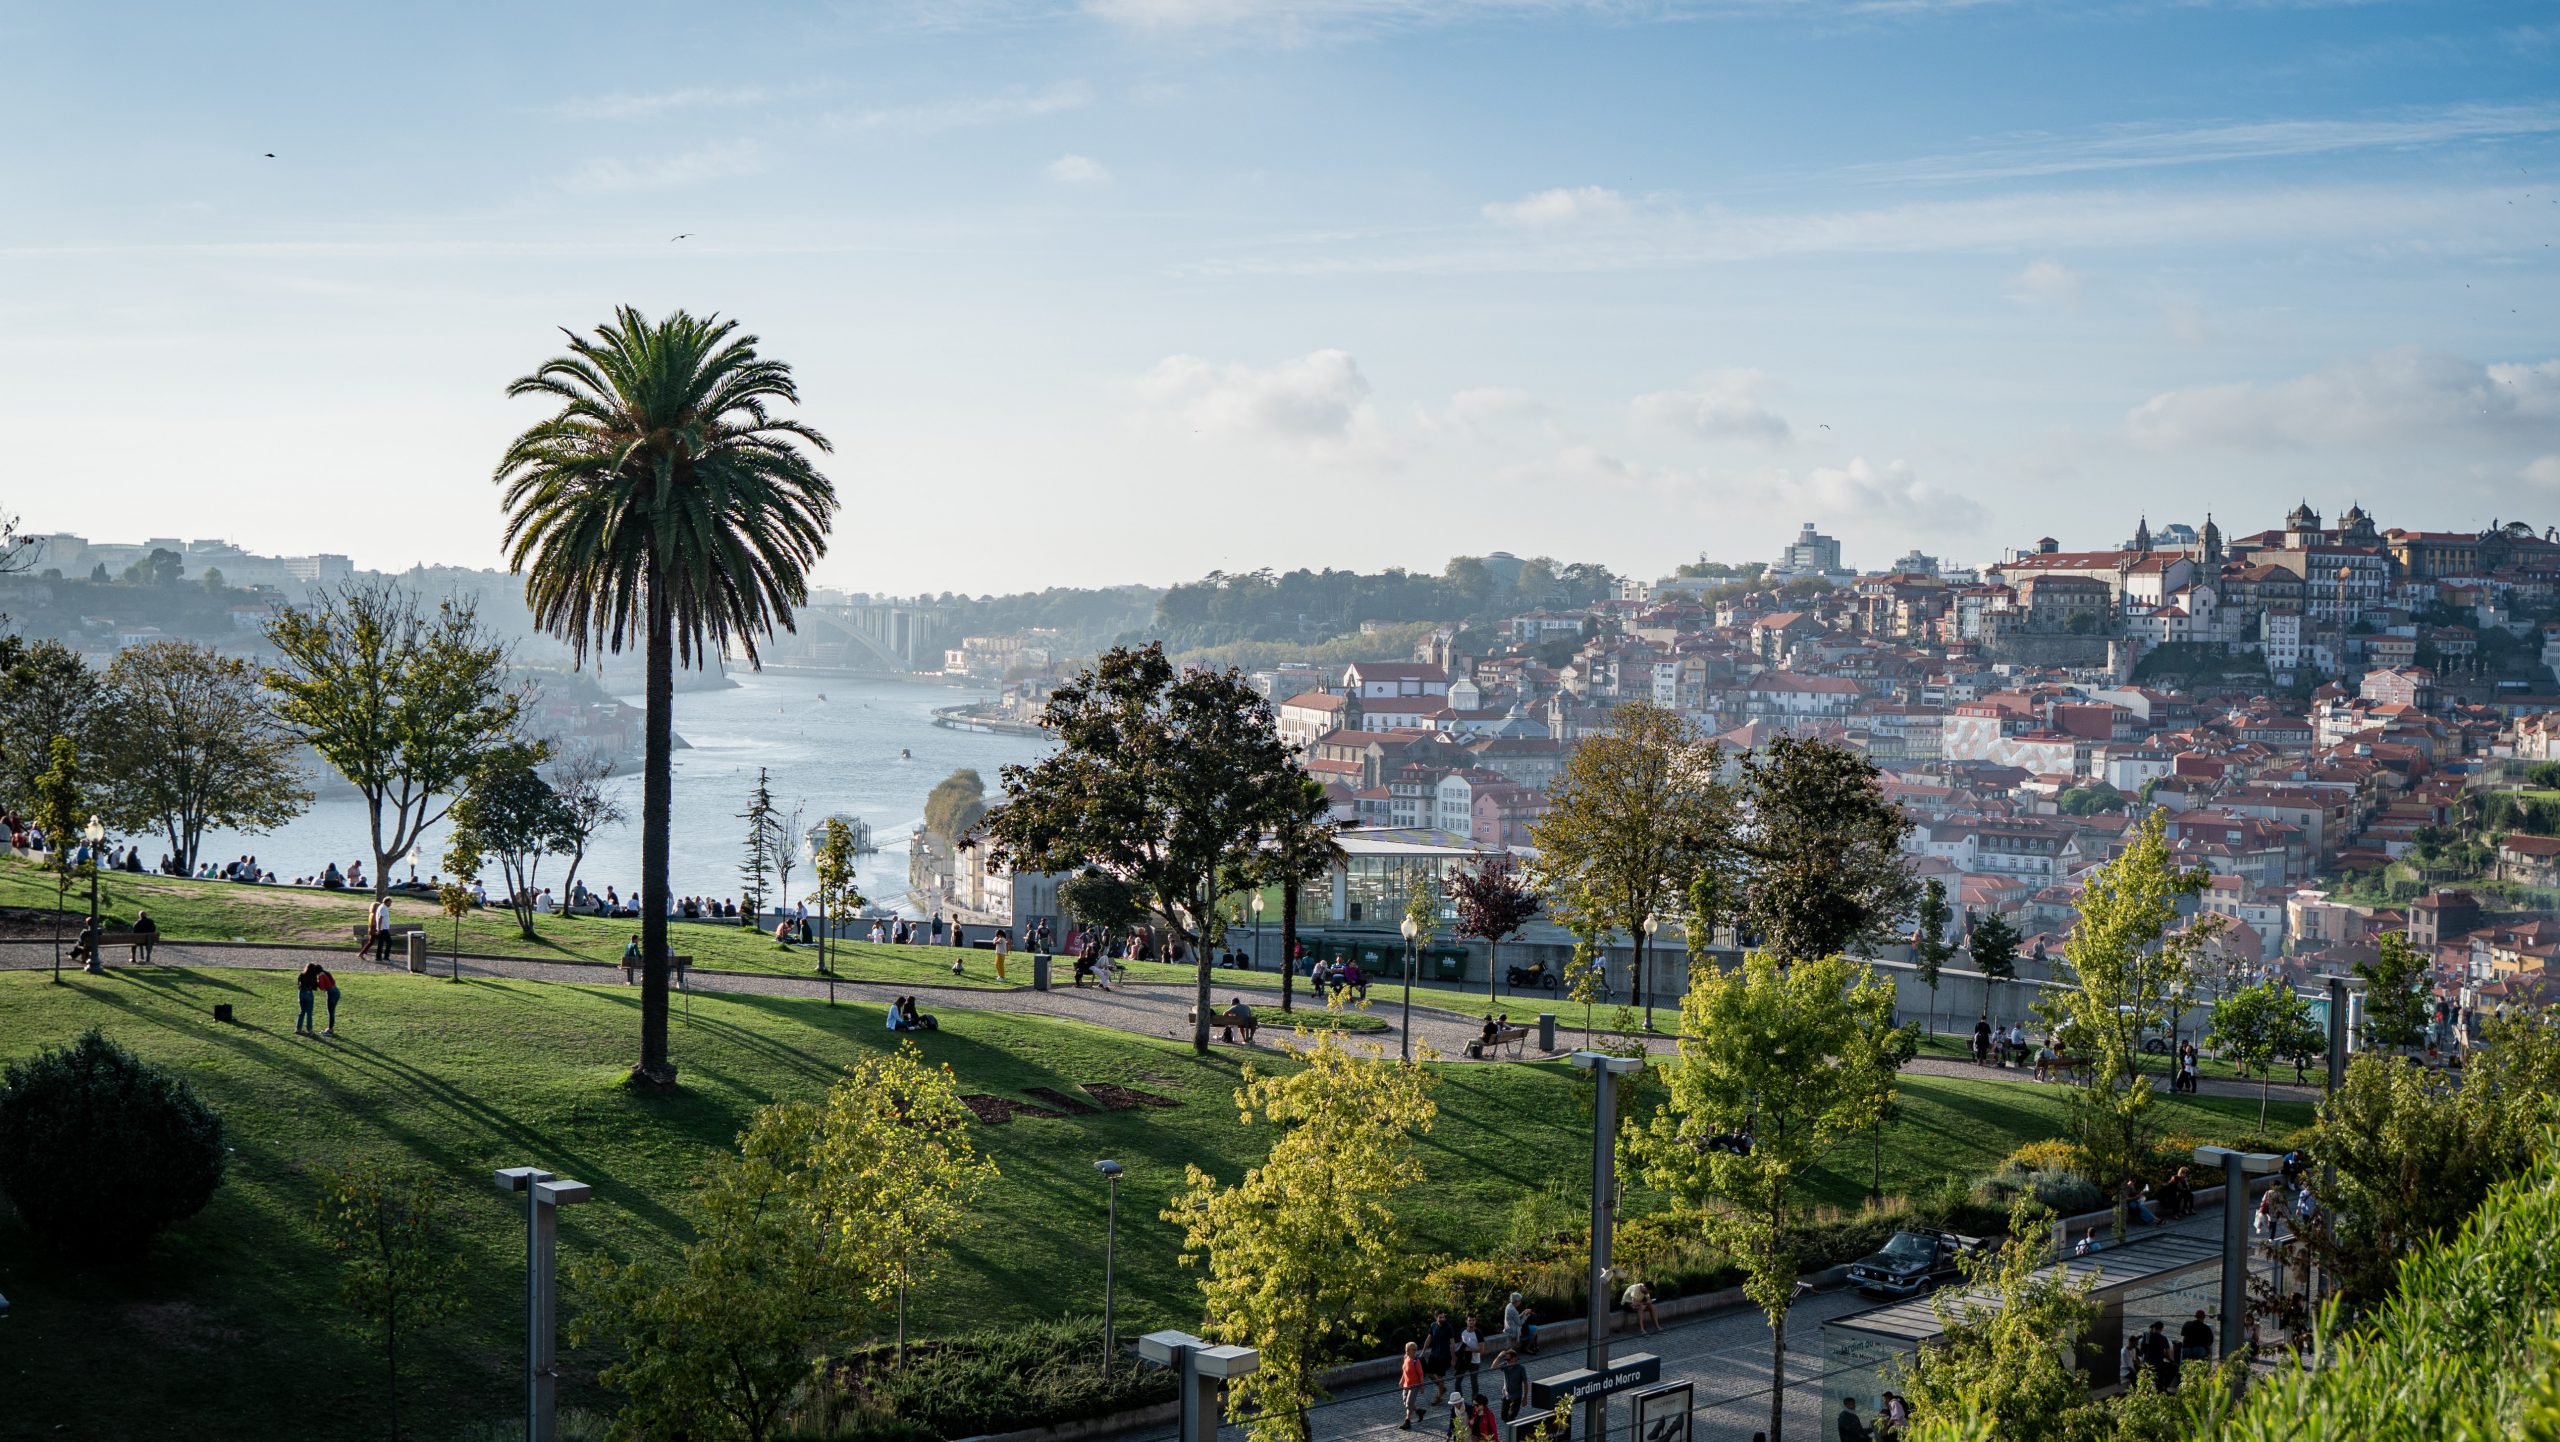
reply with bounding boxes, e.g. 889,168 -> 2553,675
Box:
831,1315 -> 1175,1439
1972,1162 -> 2102,1219
2004,1139 -> 2081,1175
0,1027 -> 225,1257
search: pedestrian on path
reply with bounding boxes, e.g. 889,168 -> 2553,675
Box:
1399,1343 -> 1426,1430
1455,1314 -> 1483,1396
1504,1293 -> 1538,1354
295,962 -> 320,1035
1422,1309 -> 1454,1404
622,935 -> 642,984
361,898 -> 392,961
1495,1349 -> 1526,1423
994,927 -> 1010,982
1837,1395 -> 1870,1442
318,965 -> 341,1036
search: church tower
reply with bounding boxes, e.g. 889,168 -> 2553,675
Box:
2200,512 -> 2223,565
2132,515 -> 2153,552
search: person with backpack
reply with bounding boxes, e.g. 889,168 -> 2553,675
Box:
622,935 -> 642,984
316,965 -> 341,1036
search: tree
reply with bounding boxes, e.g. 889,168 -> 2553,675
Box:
121,547 -> 182,587
1637,951 -> 1901,1442
443,746 -> 576,940
2034,811 -> 2219,1233
1730,735 -> 1917,966
547,746 -> 626,908
2354,931 -> 2433,1053
264,581 -> 520,906
983,644 -> 1322,1054
93,641 -> 310,874
436,882 -> 472,975
738,766 -> 778,926
1246,777 -> 1345,1014
311,1160 -> 465,1442
1058,869 -> 1147,955
1970,911 -> 2021,1022
811,817 -> 867,984
1911,878 -> 1956,1036
497,305 -> 839,1090
1530,700 -> 1723,1028
1450,856 -> 1541,999
923,768 -> 987,844
773,798 -> 804,911
1863,1022 -> 1924,1201
0,1027 -> 226,1258
1894,1198 -> 2099,1442
2206,981 -> 2323,1133
1163,1027 -> 1438,1442
199,566 -> 226,593
1561,912 -> 1607,1040
0,639 -> 97,814
31,734 -> 89,975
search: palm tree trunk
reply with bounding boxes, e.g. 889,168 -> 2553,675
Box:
636,583 -> 675,1087
1280,880 -> 1298,1014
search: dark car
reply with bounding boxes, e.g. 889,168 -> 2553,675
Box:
1846,1229 -> 1983,1298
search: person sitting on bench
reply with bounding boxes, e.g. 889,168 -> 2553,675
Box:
130,909 -> 158,962
1219,998 -> 1258,1044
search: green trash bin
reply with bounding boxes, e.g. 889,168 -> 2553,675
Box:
1430,949 -> 1467,984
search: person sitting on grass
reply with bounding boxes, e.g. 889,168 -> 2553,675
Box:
900,995 -> 938,1032
772,916 -> 796,947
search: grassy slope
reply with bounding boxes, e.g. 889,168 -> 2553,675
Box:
0,854 -> 1018,989
0,968 -> 2307,1442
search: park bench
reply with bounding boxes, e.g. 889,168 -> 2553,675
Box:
2034,1054 -> 2091,1084
350,922 -> 427,945
1188,1006 -> 1259,1044
83,928 -> 158,963
1465,1024 -> 1530,1061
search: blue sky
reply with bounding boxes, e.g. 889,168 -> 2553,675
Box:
4,0 -> 2557,593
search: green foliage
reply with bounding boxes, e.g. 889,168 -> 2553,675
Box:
310,1159 -> 466,1442
1897,1197 -> 2097,1442
31,732 -> 88,917
2055,785 -> 2128,817
0,1026 -> 225,1257
984,643 -> 1324,1053
2205,981 -> 2324,1132
262,581 -> 521,901
921,768 -> 986,846
1401,866 -> 1439,952
812,818 -> 868,969
1246,780 -> 1346,1013
1147,557 -> 1614,655
2352,931 -> 2433,1052
0,639 -> 98,815
1732,734 -> 1918,963
739,766 -> 779,921
836,1316 -> 1176,1439
445,744 -> 576,939
93,640 -> 311,873
1057,868 -> 1147,938
1913,878 -> 1956,1031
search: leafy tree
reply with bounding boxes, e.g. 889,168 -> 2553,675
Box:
2206,981 -> 2324,1133
0,1027 -> 225,1258
923,767 -> 987,844
2353,931 -> 2433,1053
30,733 -> 89,974
1450,857 -> 1541,999
1911,877 -> 1956,1035
737,766 -> 778,925
496,305 -> 839,1090
310,1160 -> 466,1442
546,746 -> 626,909
1530,700 -> 1724,1028
121,546 -> 182,587
93,641 -> 310,874
1731,734 -> 1917,965
1244,776 -> 1344,1014
1894,1197 -> 2099,1442
1971,910 -> 2021,1022
1862,1022 -> 1924,1201
983,643 -> 1322,1053
0,638 -> 97,814
1163,1027 -> 1438,1442
198,566 -> 226,593
436,882 -> 472,974
2035,812 -> 2220,1234
1637,952 -> 1901,1442
811,817 -> 867,982
1561,910 -> 1608,1040
443,746 -> 576,940
1058,869 -> 1147,954
263,581 -> 520,906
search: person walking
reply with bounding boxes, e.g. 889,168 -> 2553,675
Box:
1972,1014 -> 1993,1066
993,926 -> 1011,982
1837,1395 -> 1870,1442
1494,1349 -> 1527,1424
622,934 -> 642,984
1455,1314 -> 1484,1398
295,962 -> 321,1036
316,965 -> 341,1036
360,896 -> 392,961
1422,1309 -> 1455,1405
1399,1342 -> 1427,1430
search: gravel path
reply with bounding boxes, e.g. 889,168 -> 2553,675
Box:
0,941 -> 2323,1101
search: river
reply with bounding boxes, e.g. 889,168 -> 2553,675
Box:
189,671 -> 1055,915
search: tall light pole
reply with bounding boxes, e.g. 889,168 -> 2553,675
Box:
495,1167 -> 594,1442
1251,891 -> 1265,971
1400,914 -> 1420,1062
1640,914 -> 1660,1030
1096,1159 -> 1124,1373
1569,1050 -> 1645,1442
82,816 -> 105,974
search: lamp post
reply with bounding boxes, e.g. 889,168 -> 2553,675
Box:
495,1166 -> 594,1442
1640,913 -> 1661,1030
1096,1159 -> 1124,1373
81,816 -> 105,974
1568,1050 -> 1645,1442
2194,1145 -> 2283,1359
1400,914 -> 1419,1062
1251,891 -> 1265,971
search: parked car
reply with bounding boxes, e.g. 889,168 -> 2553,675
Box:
1846,1229 -> 1985,1298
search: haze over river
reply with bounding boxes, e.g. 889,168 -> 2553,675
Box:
191,672 -> 1054,915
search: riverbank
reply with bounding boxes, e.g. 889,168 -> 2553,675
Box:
932,701 -> 1050,737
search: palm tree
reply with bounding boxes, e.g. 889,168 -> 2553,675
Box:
494,307 -> 837,1088
1252,777 -> 1346,1014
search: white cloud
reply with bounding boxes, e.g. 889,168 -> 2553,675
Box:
2127,348 -> 2560,450
1046,154 -> 1111,184
562,141 -> 762,195
1482,185 -> 1632,228
1138,349 -> 1374,443
553,86 -> 779,121
2527,455 -> 2560,489
2008,258 -> 2082,308
1784,456 -> 1988,531
1863,102 -> 2560,186
1630,369 -> 1791,445
1422,386 -> 1558,443
833,81 -> 1090,136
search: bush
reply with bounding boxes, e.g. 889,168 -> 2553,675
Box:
0,1027 -> 225,1257
1972,1161 -> 2102,1219
2004,1139 -> 2081,1175
830,1315 -> 1175,1439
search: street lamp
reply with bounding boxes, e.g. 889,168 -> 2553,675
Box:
2194,1145 -> 2283,1359
1250,891 -> 1265,971
1400,914 -> 1420,1062
495,1167 -> 594,1442
81,816 -> 105,974
1096,1159 -> 1124,1373
1568,1051 -> 1646,1442
1640,914 -> 1661,1030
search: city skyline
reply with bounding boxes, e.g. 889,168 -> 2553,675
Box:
5,1 -> 2556,593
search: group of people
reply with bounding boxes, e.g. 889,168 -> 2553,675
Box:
1835,1391 -> 1909,1441
883,995 -> 938,1032
1310,956 -> 1369,1000
1399,1309 -> 1521,1434
1969,1015 -> 2032,1068
293,961 -> 343,1037
2114,1312 -> 2218,1396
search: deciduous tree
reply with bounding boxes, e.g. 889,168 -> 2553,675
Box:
1894,1199 -> 2104,1442
811,817 -> 867,983
547,746 -> 626,909
31,734 -> 87,976
984,644 -> 1322,1053
0,639 -> 97,816
1246,778 -> 1345,1014
2353,931 -> 2434,1054
443,746 -> 576,940
2206,981 -> 2324,1133
1970,911 -> 2021,1023
1730,735 -> 1916,965
1911,878 -> 1956,1036
311,1160 -> 465,1442
93,641 -> 310,874
1451,857 -> 1541,1000
263,581 -> 519,905
1530,701 -> 1723,1028
1163,1028 -> 1437,1442
1637,951 -> 1901,1442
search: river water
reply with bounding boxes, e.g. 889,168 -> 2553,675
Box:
189,672 -> 1054,915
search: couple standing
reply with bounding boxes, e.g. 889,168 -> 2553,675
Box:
296,962 -> 342,1037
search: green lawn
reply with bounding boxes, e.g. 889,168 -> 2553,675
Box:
0,967 -> 2307,1442
0,854 -> 1020,989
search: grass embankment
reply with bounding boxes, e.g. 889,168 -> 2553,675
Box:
0,967 -> 2309,1442
0,854 -> 1018,990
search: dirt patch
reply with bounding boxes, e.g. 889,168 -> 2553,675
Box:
959,1094 -> 1064,1125
1022,1087 -> 1099,1115
1083,1083 -> 1180,1111
122,1300 -> 245,1352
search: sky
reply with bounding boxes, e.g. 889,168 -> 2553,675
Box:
3,1 -> 2558,596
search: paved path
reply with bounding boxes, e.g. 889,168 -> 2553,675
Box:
0,941 -> 2320,1101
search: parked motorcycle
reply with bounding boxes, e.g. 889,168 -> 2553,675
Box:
1505,961 -> 1560,993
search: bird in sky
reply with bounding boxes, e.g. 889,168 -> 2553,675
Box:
263,152 -> 275,158
670,233 -> 692,241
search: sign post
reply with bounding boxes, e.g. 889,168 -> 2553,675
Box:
1632,1382 -> 1693,1442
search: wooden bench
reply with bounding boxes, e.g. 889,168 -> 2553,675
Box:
2035,1053 -> 2092,1084
86,929 -> 157,963
350,922 -> 427,944
1188,1007 -> 1259,1044
1465,1025 -> 1530,1060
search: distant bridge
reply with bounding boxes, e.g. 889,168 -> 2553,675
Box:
787,602 -> 952,672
